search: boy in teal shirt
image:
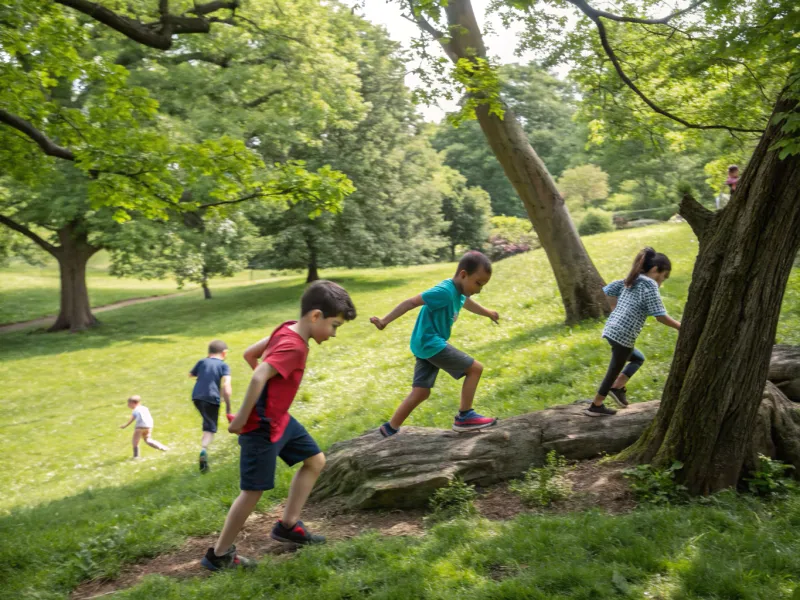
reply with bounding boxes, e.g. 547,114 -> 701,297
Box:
370,251 -> 499,436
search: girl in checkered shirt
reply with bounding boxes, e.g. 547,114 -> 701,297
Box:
586,247 -> 682,417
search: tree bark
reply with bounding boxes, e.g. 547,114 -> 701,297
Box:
201,279 -> 212,300
313,383 -> 800,509
422,0 -> 609,324
306,239 -> 319,283
50,222 -> 99,332
622,91 -> 800,494
306,257 -> 319,283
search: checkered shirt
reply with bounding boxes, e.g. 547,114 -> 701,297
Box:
602,276 -> 666,348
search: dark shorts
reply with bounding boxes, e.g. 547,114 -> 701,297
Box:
413,344 -> 475,389
238,416 -> 321,491
193,399 -> 220,433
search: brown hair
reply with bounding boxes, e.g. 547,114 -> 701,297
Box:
127,395 -> 141,404
301,280 -> 357,320
624,247 -> 672,287
208,340 -> 228,354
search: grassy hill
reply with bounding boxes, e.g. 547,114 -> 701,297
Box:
1,223 -> 798,599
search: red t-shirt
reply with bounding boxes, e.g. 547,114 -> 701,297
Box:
240,321 -> 309,442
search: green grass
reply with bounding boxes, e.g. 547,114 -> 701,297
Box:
0,251 -> 278,324
1,223 -> 799,599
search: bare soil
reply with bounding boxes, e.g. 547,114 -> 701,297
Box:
71,459 -> 633,599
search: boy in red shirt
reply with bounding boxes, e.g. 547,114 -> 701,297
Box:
201,280 -> 357,571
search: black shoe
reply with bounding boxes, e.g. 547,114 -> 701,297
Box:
585,403 -> 617,417
608,387 -> 629,407
199,449 -> 209,473
270,520 -> 326,545
200,545 -> 255,571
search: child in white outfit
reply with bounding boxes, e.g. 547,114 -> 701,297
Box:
120,395 -> 169,457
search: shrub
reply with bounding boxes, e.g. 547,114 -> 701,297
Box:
509,451 -> 572,507
743,454 -> 796,498
485,216 -> 538,261
622,461 -> 688,506
578,208 -> 614,236
427,478 -> 477,523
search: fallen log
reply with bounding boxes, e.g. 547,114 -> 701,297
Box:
314,384 -> 800,509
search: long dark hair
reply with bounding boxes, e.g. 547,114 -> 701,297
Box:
624,247 -> 671,287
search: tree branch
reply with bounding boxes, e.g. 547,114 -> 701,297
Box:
200,189 -> 297,208
54,0 -> 237,50
165,51 -> 287,68
244,88 -> 287,108
569,0 -> 706,25
188,1 -> 239,16
569,2 -> 766,134
404,0 -> 459,63
678,192 -> 714,240
0,109 -> 76,161
0,214 -> 59,255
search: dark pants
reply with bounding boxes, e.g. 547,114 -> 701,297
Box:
597,337 -> 645,397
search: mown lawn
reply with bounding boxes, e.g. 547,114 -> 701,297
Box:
0,251 -> 277,324
1,223 -> 798,599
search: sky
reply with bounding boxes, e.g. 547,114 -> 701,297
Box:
343,0 -> 546,122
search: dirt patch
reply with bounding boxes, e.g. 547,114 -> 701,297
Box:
71,460 -> 634,599
71,500 -> 425,600
476,458 -> 636,519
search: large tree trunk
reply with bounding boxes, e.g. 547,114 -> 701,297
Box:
50,222 -> 99,332
623,92 -> 800,494
427,0 -> 608,324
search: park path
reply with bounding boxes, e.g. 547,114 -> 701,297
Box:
0,290 -> 192,334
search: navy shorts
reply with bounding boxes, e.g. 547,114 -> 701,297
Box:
238,416 -> 321,491
413,344 -> 475,389
193,399 -> 220,433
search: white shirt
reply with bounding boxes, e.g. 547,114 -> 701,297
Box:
132,405 -> 154,428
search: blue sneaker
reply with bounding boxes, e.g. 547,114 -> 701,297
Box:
379,422 -> 398,438
453,410 -> 497,432
199,449 -> 209,473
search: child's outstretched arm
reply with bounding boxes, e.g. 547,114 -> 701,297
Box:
656,315 -> 681,330
228,362 -> 277,434
370,295 -> 424,330
243,336 -> 270,370
119,416 -> 135,429
463,297 -> 499,323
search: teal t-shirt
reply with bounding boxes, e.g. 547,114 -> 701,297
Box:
410,279 -> 466,359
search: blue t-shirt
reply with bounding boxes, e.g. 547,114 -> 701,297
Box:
410,279 -> 466,359
190,357 -> 231,405
602,275 -> 667,348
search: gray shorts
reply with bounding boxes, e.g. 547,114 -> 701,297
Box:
413,344 -> 475,389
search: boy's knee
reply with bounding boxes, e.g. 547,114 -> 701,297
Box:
306,452 -> 326,473
467,360 -> 484,376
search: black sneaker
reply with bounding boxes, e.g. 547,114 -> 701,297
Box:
200,545 -> 255,571
199,449 -> 209,473
585,403 -> 617,417
270,520 -> 326,545
608,387 -> 629,407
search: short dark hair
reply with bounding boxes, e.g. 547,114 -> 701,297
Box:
455,251 -> 492,276
728,164 -> 739,172
301,280 -> 357,320
208,339 -> 228,354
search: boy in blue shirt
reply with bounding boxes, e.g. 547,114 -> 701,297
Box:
189,340 -> 232,472
371,251 -> 499,436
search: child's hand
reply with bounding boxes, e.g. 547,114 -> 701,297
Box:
370,316 -> 386,330
488,310 -> 500,324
